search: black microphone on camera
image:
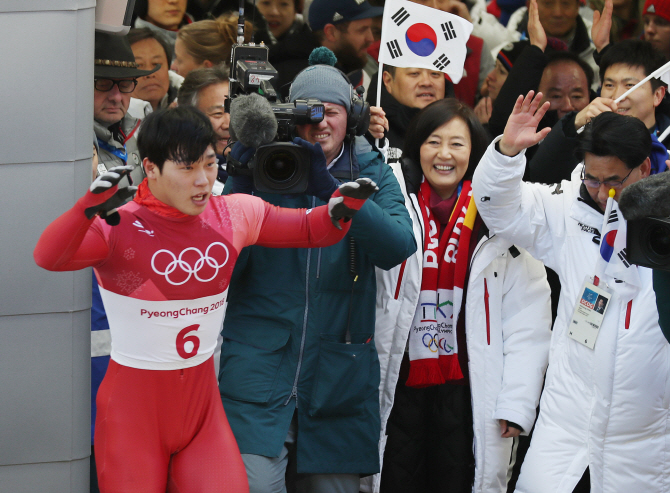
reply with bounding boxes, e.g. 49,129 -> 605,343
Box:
618,171 -> 670,272
618,171 -> 670,221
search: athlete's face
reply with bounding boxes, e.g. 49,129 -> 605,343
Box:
144,146 -> 218,215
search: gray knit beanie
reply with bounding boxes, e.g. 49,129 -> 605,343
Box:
288,64 -> 352,111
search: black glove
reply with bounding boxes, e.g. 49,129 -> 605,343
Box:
328,178 -> 378,229
228,142 -> 256,194
84,165 -> 137,226
293,137 -> 339,202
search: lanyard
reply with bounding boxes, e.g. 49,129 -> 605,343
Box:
97,139 -> 127,164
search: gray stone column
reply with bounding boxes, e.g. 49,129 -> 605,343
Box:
0,1 -> 95,491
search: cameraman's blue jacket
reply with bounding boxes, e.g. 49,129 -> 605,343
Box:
219,137 -> 416,475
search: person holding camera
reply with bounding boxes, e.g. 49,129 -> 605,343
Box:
472,92 -> 670,492
220,60 -> 416,493
34,105 -> 379,492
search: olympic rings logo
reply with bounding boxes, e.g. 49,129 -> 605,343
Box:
421,333 -> 454,354
151,242 -> 229,285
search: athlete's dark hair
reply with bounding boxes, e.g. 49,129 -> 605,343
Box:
600,39 -> 667,91
402,98 -> 490,187
546,51 -> 594,91
127,27 -> 172,66
137,106 -> 217,172
577,112 -> 651,169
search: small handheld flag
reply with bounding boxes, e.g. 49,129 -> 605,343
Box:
594,189 -> 640,288
378,0 -> 473,83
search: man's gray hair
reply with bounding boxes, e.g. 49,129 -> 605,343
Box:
178,65 -> 229,108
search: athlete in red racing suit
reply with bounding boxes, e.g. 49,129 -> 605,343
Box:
33,106 -> 375,493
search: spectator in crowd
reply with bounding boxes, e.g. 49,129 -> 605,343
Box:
591,0 -> 644,42
220,58 -> 416,493
257,0 -> 302,41
506,0 -> 600,81
528,37 -> 669,183
270,0 -> 383,97
171,14 -> 252,77
643,0 -> 670,60
407,0 -> 496,107
475,40 -> 528,126
187,0 -> 273,45
178,66 -> 231,182
128,28 -> 182,111
366,66 -> 447,164
133,0 -> 193,52
93,32 -> 155,188
473,92 -> 670,493
488,0 -> 593,162
365,98 -> 551,493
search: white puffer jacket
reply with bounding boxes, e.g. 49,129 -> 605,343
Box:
472,139 -> 670,493
361,163 -> 552,493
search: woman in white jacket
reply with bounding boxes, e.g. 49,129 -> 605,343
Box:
366,98 -> 552,493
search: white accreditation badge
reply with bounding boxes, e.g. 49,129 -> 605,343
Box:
567,277 -> 612,349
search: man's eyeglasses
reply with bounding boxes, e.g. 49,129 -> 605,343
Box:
580,165 -> 634,189
94,79 -> 138,93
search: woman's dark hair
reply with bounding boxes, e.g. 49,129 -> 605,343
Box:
137,106 -> 217,172
402,98 -> 490,190
577,112 -> 651,169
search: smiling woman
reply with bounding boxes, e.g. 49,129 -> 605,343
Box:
372,98 -> 551,493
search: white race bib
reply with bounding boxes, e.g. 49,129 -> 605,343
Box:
99,287 -> 228,370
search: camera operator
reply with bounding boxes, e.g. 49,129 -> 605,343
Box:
473,93 -> 670,492
619,170 -> 670,344
220,61 -> 416,493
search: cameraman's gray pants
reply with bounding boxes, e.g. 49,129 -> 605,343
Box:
241,416 -> 359,493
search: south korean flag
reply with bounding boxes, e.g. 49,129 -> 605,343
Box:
379,0 -> 473,83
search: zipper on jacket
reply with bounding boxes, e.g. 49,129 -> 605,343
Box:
316,248 -> 322,279
394,260 -> 407,300
625,300 -> 632,329
484,278 -> 491,345
284,197 -> 316,406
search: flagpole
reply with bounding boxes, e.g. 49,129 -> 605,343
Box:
375,62 -> 384,149
614,59 -> 670,103
595,188 -> 616,287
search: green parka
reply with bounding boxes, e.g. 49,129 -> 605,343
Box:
219,138 -> 416,474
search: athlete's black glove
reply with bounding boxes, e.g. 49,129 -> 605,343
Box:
84,165 -> 137,226
327,178 -> 378,229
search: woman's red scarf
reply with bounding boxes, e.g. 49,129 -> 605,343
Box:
406,179 -> 478,388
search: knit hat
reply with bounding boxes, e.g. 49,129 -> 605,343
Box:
495,40 -> 529,71
289,48 -> 352,111
308,0 -> 383,32
643,0 -> 670,22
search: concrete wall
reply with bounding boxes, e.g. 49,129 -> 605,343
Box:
0,1 -> 95,491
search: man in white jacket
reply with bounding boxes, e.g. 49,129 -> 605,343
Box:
473,91 -> 670,492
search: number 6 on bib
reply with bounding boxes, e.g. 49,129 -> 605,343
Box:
177,324 -> 201,359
